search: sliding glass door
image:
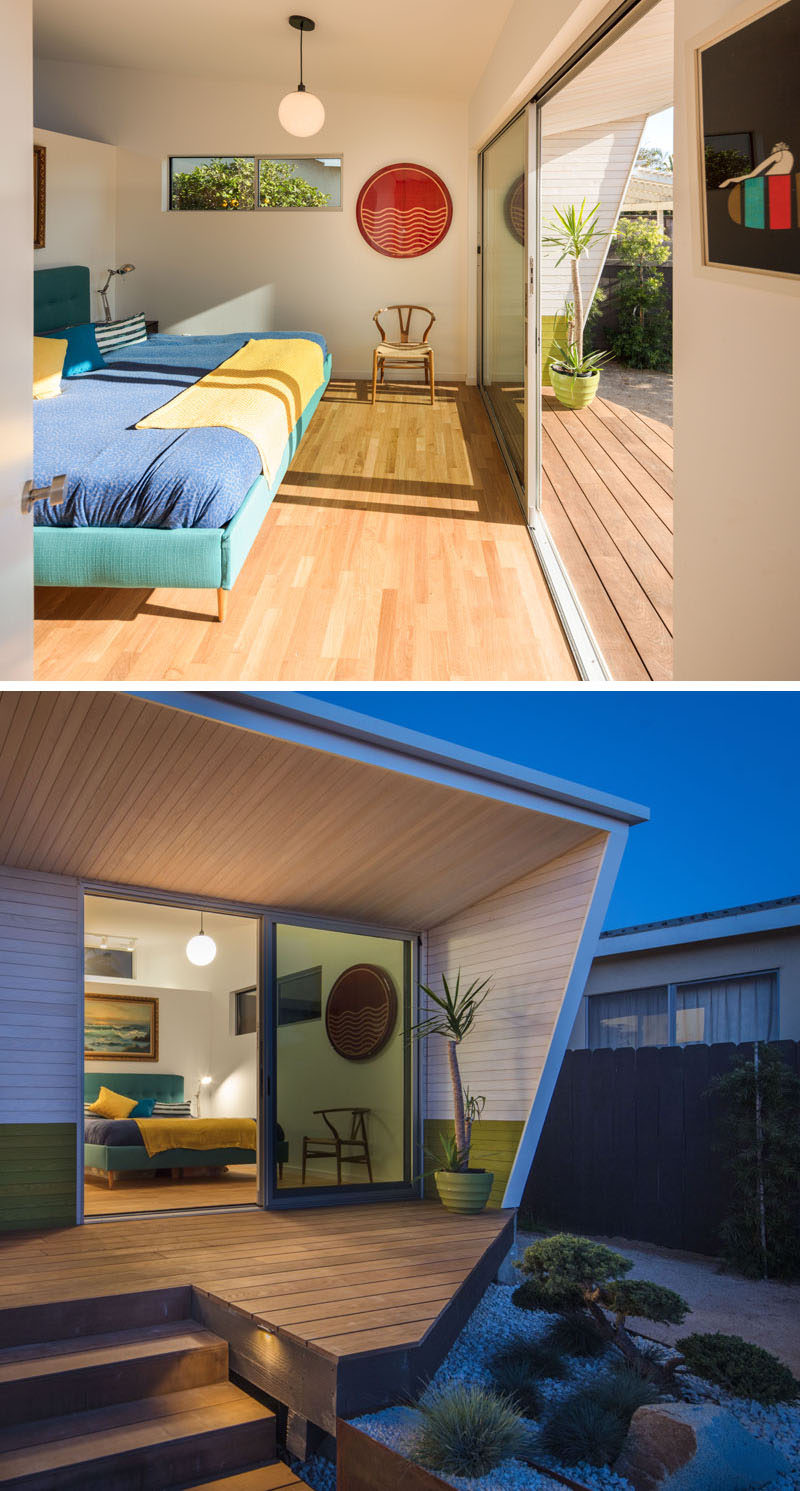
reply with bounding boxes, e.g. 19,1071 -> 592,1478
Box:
480,111 -> 528,492
269,921 -> 413,1200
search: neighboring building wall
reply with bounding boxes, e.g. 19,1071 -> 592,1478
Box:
673,0 -> 800,679
424,832 -> 608,1204
33,128 -> 118,319
35,60 -> 469,380
569,925 -> 800,1047
0,864 -> 82,1230
540,118 -> 646,318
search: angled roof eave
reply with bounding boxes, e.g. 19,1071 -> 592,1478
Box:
133,691 -> 650,834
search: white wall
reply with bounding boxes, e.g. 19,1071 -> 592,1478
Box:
35,60 -> 469,378
0,0 -> 33,680
673,0 -> 800,679
540,118 -> 645,317
33,127 -> 118,319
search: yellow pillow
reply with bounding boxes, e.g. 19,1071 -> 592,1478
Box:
34,336 -> 67,400
87,1085 -> 137,1119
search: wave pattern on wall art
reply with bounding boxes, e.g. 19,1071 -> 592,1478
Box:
356,163 -> 453,259
325,963 -> 398,1061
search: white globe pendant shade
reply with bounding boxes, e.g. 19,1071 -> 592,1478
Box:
186,911 -> 216,966
278,87 -> 325,138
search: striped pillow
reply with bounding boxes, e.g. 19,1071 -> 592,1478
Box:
94,313 -> 148,354
152,1101 -> 192,1118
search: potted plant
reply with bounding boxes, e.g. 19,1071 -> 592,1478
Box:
542,200 -> 612,410
411,970 -> 494,1214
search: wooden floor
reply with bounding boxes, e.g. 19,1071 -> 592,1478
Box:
0,1203 -> 514,1430
34,381 -> 577,683
541,390 -> 673,680
83,1165 -> 260,1216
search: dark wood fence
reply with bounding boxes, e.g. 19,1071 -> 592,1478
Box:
521,1041 -> 800,1256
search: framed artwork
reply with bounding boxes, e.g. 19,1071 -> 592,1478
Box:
325,964 -> 397,1061
697,0 -> 800,278
84,993 -> 159,1061
356,163 -> 453,258
34,144 -> 46,250
84,944 -> 135,980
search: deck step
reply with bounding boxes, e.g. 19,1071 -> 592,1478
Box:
0,1380 -> 276,1491
0,1286 -> 193,1349
178,1467 -> 307,1490
0,1320 -> 228,1425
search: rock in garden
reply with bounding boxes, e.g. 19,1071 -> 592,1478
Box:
613,1401 -> 791,1491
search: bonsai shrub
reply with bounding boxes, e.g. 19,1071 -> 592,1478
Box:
608,216 -> 672,370
709,1042 -> 800,1280
678,1332 -> 799,1405
411,1383 -> 529,1477
515,1234 -> 689,1384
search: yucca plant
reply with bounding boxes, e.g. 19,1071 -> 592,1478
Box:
410,970 -> 490,1170
542,200 -> 607,365
550,338 -> 613,382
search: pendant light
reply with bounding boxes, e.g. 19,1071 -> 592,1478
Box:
278,15 -> 325,138
186,910 -> 217,967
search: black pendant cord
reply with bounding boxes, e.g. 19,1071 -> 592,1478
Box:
299,27 -> 305,92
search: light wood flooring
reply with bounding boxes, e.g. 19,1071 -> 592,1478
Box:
541,389 -> 673,680
34,381 -> 578,682
83,1164 -> 361,1216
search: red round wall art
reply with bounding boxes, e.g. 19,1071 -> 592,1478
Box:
356,162 -> 453,258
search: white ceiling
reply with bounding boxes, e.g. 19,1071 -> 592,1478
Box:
33,0 -> 516,96
542,0 -> 673,136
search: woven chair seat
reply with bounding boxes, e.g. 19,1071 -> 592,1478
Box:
377,341 -> 430,358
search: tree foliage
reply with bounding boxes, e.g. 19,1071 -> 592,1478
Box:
709,1043 -> 800,1280
704,145 -> 750,191
636,145 -> 673,174
171,156 -> 330,210
608,216 -> 672,370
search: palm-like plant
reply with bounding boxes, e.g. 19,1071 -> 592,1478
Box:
410,971 -> 490,1169
542,200 -> 606,365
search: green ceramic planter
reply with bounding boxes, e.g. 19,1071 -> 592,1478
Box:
550,366 -> 601,410
434,1169 -> 494,1214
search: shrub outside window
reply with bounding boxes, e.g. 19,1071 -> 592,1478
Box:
169,156 -> 342,211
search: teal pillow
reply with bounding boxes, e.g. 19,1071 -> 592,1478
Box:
49,322 -> 106,377
130,1098 -> 155,1117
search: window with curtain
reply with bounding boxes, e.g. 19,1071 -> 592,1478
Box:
588,986 -> 669,1049
675,972 -> 778,1045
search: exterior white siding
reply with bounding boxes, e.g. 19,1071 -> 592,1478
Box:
540,118 -> 646,319
424,834 -> 608,1123
0,864 -> 82,1122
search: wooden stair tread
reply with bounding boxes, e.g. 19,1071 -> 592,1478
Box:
179,1466 -> 307,1490
0,1381 -> 273,1472
0,1321 -> 222,1381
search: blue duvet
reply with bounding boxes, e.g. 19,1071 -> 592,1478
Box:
34,331 -> 328,530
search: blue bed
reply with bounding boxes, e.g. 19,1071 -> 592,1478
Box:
83,1072 -> 259,1189
34,266 -> 331,620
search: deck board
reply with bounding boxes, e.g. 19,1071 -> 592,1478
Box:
541,391 -> 673,680
0,1203 -> 513,1427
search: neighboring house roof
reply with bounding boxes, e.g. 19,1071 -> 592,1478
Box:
597,894 -> 800,957
623,170 -> 673,209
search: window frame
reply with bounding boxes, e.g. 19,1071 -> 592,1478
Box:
585,966 -> 781,1050
166,154 -> 343,212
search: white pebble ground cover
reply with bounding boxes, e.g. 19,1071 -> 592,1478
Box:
293,1280 -> 800,1491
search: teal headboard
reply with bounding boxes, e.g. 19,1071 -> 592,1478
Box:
84,1072 -> 185,1103
34,265 -> 91,334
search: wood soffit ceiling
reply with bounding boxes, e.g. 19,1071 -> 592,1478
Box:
0,693 -> 601,928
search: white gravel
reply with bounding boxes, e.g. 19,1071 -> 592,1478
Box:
301,1280 -> 800,1491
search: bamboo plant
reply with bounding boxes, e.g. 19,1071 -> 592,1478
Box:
410,970 -> 490,1171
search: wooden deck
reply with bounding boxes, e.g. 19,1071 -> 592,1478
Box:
541,390 -> 673,680
33,382 -> 577,683
0,1202 -> 514,1432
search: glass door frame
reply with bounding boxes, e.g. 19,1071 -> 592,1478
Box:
263,912 -> 419,1211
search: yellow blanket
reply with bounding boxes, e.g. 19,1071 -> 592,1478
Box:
135,337 -> 325,482
134,1116 -> 257,1159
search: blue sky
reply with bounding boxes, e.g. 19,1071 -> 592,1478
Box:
641,106 -> 673,157
307,691 -> 799,930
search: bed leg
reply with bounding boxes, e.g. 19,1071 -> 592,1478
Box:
217,588 -> 228,623
107,1172 -> 117,1189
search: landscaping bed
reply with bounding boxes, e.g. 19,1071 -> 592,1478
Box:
291,1272 -> 800,1491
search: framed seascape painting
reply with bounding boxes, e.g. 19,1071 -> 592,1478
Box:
84,993 -> 159,1062
697,0 -> 800,278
